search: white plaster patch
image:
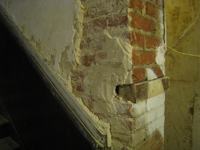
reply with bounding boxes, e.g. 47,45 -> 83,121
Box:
147,93 -> 165,111
3,0 -> 77,72
146,68 -> 157,80
156,46 -> 165,66
146,116 -> 165,136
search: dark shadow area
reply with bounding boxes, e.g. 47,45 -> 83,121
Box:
0,20 -> 92,150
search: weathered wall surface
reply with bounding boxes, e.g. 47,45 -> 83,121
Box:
0,0 -> 78,90
0,0 -> 167,149
165,0 -> 200,150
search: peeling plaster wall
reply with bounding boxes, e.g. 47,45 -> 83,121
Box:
0,0 -> 78,89
0,0 -> 167,149
165,0 -> 200,150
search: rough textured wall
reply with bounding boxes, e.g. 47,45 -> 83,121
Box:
0,0 -> 166,149
0,0 -> 78,91
165,0 -> 200,150
78,0 -> 166,149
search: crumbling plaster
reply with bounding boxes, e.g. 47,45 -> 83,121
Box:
0,0 -> 167,148
0,0 -> 78,89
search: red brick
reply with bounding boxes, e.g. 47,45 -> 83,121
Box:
129,0 -> 143,11
83,18 -> 107,36
156,0 -> 163,8
150,66 -> 164,78
150,140 -> 163,150
108,15 -> 128,27
131,32 -> 144,47
132,50 -> 156,66
76,83 -> 85,92
132,68 -> 146,83
146,36 -> 162,48
129,13 -> 155,33
83,55 -> 96,66
146,2 -> 163,20
146,2 -> 158,19
80,36 -> 105,51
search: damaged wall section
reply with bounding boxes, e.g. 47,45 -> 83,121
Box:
0,0 -> 167,149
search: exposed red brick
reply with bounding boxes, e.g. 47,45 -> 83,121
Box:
97,53 -> 108,59
146,36 -> 162,48
146,2 -> 163,20
129,13 -> 155,33
81,36 -> 105,51
146,2 -> 158,19
132,68 -> 146,83
156,0 -> 164,8
83,18 -> 107,36
129,0 -> 143,11
83,55 -> 96,66
150,66 -> 164,78
131,32 -> 144,47
150,140 -> 164,150
108,15 -> 128,27
76,83 -> 85,92
132,50 -> 156,66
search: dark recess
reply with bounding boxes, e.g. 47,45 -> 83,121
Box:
0,20 -> 92,150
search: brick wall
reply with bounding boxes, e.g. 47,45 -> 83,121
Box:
0,0 -> 166,149
71,0 -> 166,149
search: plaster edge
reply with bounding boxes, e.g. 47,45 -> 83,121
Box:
0,5 -> 111,149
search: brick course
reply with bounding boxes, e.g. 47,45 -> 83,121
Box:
150,66 -> 164,78
129,12 -> 155,33
83,18 -> 107,36
146,36 -> 162,48
146,2 -> 162,20
129,0 -> 143,11
131,32 -> 145,48
74,0 -> 166,149
108,14 -> 128,27
132,50 -> 156,66
132,68 -> 146,83
82,55 -> 96,66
